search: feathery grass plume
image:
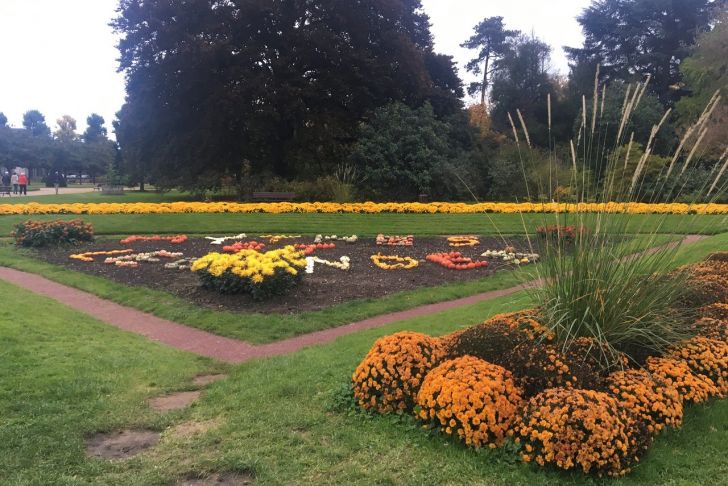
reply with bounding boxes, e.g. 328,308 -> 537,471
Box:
477,70 -> 728,368
600,84 -> 607,119
507,112 -> 520,146
680,127 -> 709,176
517,109 -> 532,148
547,93 -> 552,132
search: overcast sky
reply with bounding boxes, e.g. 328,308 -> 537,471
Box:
0,0 -> 589,135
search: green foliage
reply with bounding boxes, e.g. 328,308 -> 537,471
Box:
0,112 -> 7,127
12,219 -> 94,248
566,0 -> 717,105
22,110 -> 50,137
82,113 -> 108,143
113,0 -> 463,189
350,102 -> 473,200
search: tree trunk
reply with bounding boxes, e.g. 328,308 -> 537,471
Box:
481,52 -> 490,106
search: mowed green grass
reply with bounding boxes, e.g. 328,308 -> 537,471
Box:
2,278 -> 726,485
0,234 -> 681,344
0,212 -> 726,236
0,189 -> 194,205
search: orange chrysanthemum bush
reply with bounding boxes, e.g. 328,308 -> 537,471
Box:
682,260 -> 728,306
448,310 -> 553,367
645,357 -> 719,404
415,356 -> 524,448
605,369 -> 683,435
352,332 -> 446,413
667,337 -> 728,396
692,317 -> 728,342
698,302 -> 728,322
503,337 -> 609,397
516,388 -> 647,476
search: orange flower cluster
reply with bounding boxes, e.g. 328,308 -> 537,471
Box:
352,332 -> 446,413
516,388 -> 642,476
692,317 -> 728,342
294,242 -> 336,255
645,357 -> 719,403
222,241 -> 265,253
449,310 -> 553,367
70,249 -> 134,262
699,302 -> 728,322
668,337 -> 728,396
120,234 -> 188,245
416,356 -> 523,448
505,338 -> 605,396
605,369 -> 683,434
684,260 -> 728,305
426,252 -> 489,270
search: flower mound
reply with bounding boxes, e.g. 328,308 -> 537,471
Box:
191,245 -> 306,300
516,388 -> 642,476
699,302 -> 728,322
505,338 -> 607,396
352,332 -> 445,413
13,219 -> 94,247
645,357 -> 719,403
605,369 -> 683,434
667,337 -> 728,396
692,317 -> 728,342
684,260 -> 728,305
416,356 -> 523,448
449,310 -> 552,366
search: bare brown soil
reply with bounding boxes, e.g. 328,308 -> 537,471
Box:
148,391 -> 201,411
36,235 -> 530,314
85,429 -> 160,460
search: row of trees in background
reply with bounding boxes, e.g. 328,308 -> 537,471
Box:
0,110 -> 117,183
108,0 -> 726,202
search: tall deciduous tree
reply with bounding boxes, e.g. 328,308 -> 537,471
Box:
113,0 -> 463,190
83,114 -> 108,143
566,0 -> 717,105
22,110 -> 50,137
54,115 -> 78,143
461,17 -> 519,106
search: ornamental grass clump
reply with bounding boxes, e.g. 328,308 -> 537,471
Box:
449,310 -> 553,366
191,245 -> 306,300
13,219 -> 93,247
645,356 -> 719,403
352,332 -> 445,413
516,388 -> 648,476
416,356 -> 524,448
667,336 -> 728,396
605,369 -> 683,435
489,74 -> 728,369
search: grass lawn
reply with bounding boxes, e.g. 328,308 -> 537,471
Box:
0,212 -> 726,237
0,233 -> 687,344
0,189 -> 195,205
2,276 -> 726,485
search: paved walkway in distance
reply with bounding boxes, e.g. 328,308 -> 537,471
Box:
0,234 -> 706,364
0,186 -> 96,198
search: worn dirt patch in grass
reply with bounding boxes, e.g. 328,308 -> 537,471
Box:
178,472 -> 254,485
36,235 -> 530,314
193,374 -> 228,386
149,391 -> 201,411
168,418 -> 223,439
85,429 -> 160,460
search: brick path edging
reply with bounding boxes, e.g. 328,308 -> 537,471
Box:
0,234 -> 706,364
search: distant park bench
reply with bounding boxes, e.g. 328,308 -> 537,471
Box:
0,186 -> 11,196
251,191 -> 296,202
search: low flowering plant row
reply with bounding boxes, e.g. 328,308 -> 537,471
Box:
426,252 -> 489,270
350,257 -> 728,477
13,219 -> 94,247
1,201 -> 727,215
120,234 -> 188,245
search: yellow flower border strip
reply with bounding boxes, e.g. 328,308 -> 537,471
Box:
1,201 -> 727,215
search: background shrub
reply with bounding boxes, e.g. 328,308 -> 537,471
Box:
13,220 -> 94,247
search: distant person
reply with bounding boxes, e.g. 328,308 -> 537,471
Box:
51,171 -> 62,195
11,172 -> 18,195
1,171 -> 10,188
18,172 -> 28,195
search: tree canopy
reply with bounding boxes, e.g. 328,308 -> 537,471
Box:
22,110 -> 51,137
113,0 -> 463,190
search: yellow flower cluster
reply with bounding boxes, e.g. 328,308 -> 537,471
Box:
668,337 -> 728,396
516,388 -> 643,477
352,332 -> 445,413
191,245 -> 305,284
605,369 -> 683,435
416,356 -> 523,448
645,357 -> 719,403
1,201 -> 726,215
